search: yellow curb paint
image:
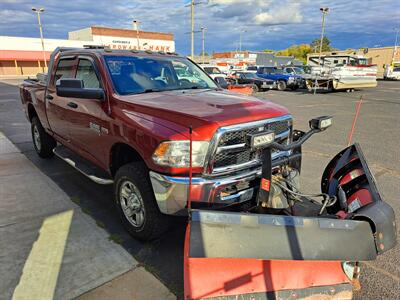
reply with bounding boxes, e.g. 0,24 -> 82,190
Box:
12,210 -> 74,300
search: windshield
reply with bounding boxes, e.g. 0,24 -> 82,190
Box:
243,73 -> 258,78
292,67 -> 305,74
105,55 -> 217,95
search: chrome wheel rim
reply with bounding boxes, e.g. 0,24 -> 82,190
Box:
119,180 -> 145,228
33,125 -> 41,151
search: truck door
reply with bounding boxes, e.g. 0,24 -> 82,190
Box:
65,57 -> 111,168
46,57 -> 77,142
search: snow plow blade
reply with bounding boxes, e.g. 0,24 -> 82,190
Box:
188,209 -> 377,261
183,143 -> 396,299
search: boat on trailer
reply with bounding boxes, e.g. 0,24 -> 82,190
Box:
306,54 -> 377,91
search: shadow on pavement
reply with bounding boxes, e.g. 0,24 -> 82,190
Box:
0,82 -> 186,299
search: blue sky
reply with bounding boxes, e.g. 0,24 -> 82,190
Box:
1,0 -> 399,54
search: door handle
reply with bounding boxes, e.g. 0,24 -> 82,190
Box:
67,102 -> 78,109
46,95 -> 53,100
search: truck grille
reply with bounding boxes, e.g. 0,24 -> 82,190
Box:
207,116 -> 292,174
219,120 -> 290,146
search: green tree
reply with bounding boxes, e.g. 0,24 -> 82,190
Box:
310,36 -> 332,52
276,44 -> 312,64
263,49 -> 275,53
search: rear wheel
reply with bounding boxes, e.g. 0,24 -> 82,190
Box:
114,162 -> 172,241
31,117 -> 56,158
277,81 -> 287,91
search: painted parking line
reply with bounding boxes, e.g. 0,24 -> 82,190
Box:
12,210 -> 73,300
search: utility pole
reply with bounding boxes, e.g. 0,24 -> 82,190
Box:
32,7 -> 47,69
239,29 -> 247,52
201,27 -> 206,64
133,20 -> 141,50
392,28 -> 399,64
186,0 -> 205,59
314,7 -> 329,94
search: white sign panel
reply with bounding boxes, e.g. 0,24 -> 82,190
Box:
92,35 -> 175,52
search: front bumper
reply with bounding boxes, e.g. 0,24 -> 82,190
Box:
149,168 -> 260,215
261,81 -> 276,89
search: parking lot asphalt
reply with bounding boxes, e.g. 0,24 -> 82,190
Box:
0,79 -> 398,299
258,82 -> 400,299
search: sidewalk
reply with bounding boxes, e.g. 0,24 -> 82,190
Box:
0,131 -> 175,300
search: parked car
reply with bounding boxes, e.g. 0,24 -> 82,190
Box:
232,71 -> 276,92
383,63 -> 400,80
257,66 -> 303,91
214,76 -> 254,94
20,46 -> 396,299
200,65 -> 227,80
283,66 -> 309,88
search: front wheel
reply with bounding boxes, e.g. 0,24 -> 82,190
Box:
114,162 -> 172,241
252,84 -> 259,93
277,81 -> 287,91
31,116 -> 56,158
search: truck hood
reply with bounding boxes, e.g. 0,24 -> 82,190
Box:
117,89 -> 289,139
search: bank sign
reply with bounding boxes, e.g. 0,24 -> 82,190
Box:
92,35 -> 175,52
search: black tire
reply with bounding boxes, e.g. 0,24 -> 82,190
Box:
31,116 -> 56,158
252,84 -> 259,93
277,80 -> 287,91
114,162 -> 172,241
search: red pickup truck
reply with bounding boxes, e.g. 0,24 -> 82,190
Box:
20,46 -> 396,299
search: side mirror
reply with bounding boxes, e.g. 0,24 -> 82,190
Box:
56,79 -> 104,100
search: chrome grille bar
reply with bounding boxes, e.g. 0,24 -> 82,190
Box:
203,115 -> 293,176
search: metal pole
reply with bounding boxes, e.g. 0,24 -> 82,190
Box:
314,7 -> 329,94
239,31 -> 242,52
318,13 -> 327,66
191,0 -> 195,59
201,27 -> 205,64
133,20 -> 140,50
392,28 -> 399,64
35,10 -> 47,69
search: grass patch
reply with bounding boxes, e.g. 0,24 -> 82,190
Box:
108,234 -> 123,245
70,196 -> 81,205
96,220 -> 105,228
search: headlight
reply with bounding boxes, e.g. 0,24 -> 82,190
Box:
152,141 -> 209,168
288,76 -> 295,82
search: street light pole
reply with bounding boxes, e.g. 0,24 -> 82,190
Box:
32,7 -> 47,69
201,27 -> 206,64
314,7 -> 329,94
133,20 -> 141,50
318,7 -> 329,67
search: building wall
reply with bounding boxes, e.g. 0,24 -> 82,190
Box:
69,26 -> 175,52
0,26 -> 176,76
68,27 -> 93,41
0,61 -> 16,76
0,36 -> 96,52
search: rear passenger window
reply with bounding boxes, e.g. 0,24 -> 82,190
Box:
76,59 -> 100,89
54,58 -> 75,82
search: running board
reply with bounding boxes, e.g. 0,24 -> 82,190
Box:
53,146 -> 114,185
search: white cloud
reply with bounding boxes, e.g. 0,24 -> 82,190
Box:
253,3 -> 303,25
